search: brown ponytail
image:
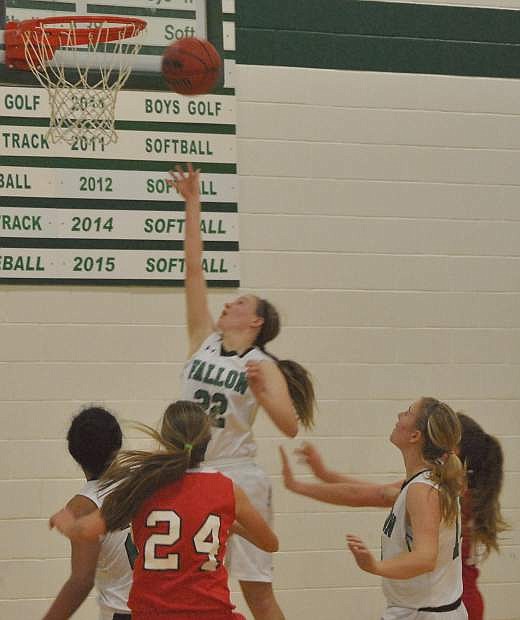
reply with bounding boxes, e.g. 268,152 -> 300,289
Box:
100,401 -> 211,531
458,413 -> 508,557
416,397 -> 465,525
254,298 -> 316,429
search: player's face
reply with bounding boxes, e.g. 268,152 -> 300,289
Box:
390,400 -> 421,447
216,295 -> 261,332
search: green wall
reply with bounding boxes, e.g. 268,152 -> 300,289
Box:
236,0 -> 520,78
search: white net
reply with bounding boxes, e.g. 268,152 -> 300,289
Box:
22,17 -> 147,145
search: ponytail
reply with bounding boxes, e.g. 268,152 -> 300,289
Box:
277,359 -> 316,429
458,413 -> 508,557
416,398 -> 465,525
429,452 -> 464,526
100,401 -> 211,531
254,298 -> 316,429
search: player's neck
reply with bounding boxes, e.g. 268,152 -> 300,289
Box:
221,330 -> 255,355
402,450 -> 430,480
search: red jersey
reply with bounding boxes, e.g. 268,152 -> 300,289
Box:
129,469 -> 240,620
461,491 -> 484,620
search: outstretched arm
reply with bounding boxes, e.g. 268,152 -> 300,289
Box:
247,360 -> 298,437
168,163 -> 215,356
280,446 -> 399,508
43,496 -> 102,620
347,483 -> 440,579
231,484 -> 278,552
295,441 -> 399,486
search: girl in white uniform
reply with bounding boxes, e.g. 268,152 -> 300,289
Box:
280,397 -> 468,620
169,163 -> 316,620
44,407 -> 132,620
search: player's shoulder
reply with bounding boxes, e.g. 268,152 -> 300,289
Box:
66,492 -> 99,518
243,345 -> 272,363
408,470 -> 437,490
74,479 -> 102,506
188,467 -> 234,487
188,331 -> 221,358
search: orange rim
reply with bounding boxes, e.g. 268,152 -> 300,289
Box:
5,15 -> 147,70
16,15 -> 147,45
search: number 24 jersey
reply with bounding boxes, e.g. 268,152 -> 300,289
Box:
129,469 -> 238,619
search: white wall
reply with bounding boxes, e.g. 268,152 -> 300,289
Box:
1,64 -> 519,618
232,65 -> 520,619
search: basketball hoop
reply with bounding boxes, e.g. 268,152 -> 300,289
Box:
5,16 -> 147,145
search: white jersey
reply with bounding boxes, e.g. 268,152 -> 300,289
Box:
78,481 -> 132,616
381,470 -> 463,611
181,332 -> 271,462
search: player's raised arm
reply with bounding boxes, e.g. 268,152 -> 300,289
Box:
295,441 -> 404,489
168,163 -> 215,355
280,447 -> 399,508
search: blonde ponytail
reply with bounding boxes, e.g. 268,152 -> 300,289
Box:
417,398 -> 465,525
100,401 -> 211,531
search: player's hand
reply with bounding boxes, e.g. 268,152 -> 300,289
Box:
294,441 -> 328,479
346,534 -> 379,574
245,360 -> 267,399
279,446 -> 300,492
49,508 -> 76,539
167,162 -> 200,202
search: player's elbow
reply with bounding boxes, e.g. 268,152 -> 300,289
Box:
416,551 -> 438,575
263,533 -> 279,553
284,423 -> 298,439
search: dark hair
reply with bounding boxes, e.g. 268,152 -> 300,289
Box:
415,397 -> 465,525
254,298 -> 316,429
458,413 -> 508,557
67,407 -> 122,479
100,401 -> 211,531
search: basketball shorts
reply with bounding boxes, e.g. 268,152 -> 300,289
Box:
99,609 -> 131,620
217,461 -> 274,583
382,601 -> 468,620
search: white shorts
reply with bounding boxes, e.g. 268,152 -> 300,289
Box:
382,601 -> 468,620
215,461 -> 274,583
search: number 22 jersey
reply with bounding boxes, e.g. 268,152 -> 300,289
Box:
181,332 -> 270,462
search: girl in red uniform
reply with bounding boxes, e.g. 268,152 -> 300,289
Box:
458,414 -> 507,620
50,401 -> 278,620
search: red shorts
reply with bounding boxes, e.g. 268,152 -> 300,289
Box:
462,588 -> 483,620
463,561 -> 483,620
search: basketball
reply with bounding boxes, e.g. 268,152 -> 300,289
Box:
161,37 -> 221,96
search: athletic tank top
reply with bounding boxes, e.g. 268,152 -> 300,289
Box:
381,470 -> 463,609
78,481 -> 132,614
128,469 -> 237,619
181,332 -> 271,462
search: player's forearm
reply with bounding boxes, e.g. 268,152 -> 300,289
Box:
184,197 -> 203,270
288,480 -> 382,506
315,469 -> 372,484
42,578 -> 93,620
259,396 -> 298,437
231,521 -> 278,553
372,550 -> 437,579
